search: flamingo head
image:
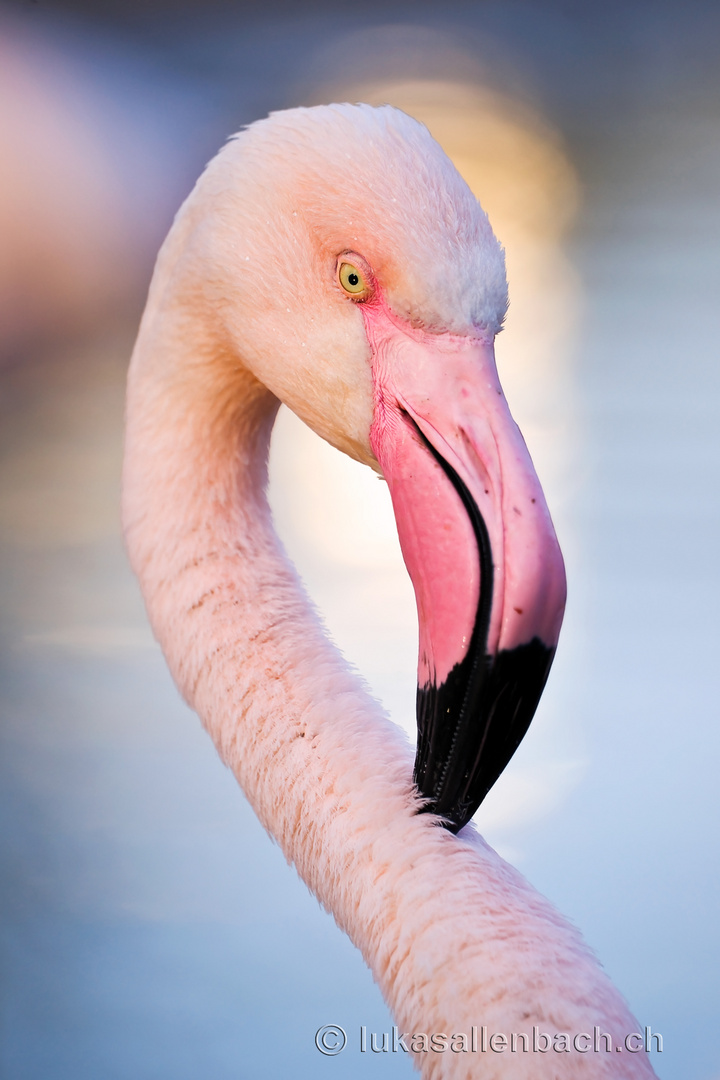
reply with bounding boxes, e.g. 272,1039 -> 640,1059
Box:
180,103 -> 567,832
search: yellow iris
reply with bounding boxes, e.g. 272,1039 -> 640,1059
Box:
338,261 -> 368,297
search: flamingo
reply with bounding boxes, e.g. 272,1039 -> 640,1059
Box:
123,103 -> 657,1079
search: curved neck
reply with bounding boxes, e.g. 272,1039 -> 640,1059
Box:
123,286 -> 655,1080
124,294 -> 413,879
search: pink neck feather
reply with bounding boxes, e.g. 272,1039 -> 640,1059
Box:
122,269 -> 656,1080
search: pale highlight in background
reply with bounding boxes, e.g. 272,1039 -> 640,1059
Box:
269,75 -> 585,854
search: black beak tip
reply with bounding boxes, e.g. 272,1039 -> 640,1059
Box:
414,638 -> 557,833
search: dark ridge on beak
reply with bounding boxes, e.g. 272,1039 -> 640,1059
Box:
411,435 -> 556,834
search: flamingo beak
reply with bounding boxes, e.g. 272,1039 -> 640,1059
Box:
364,306 -> 567,833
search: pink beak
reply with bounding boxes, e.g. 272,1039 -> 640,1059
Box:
363,301 -> 567,832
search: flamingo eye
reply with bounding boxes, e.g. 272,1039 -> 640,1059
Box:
338,260 -> 370,299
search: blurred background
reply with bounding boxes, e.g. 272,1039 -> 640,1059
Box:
0,1 -> 718,1077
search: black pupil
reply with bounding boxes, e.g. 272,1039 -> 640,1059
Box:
348,272 -> 359,286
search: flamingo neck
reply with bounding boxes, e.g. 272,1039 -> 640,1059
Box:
123,294 -> 412,884
122,285 -> 655,1080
